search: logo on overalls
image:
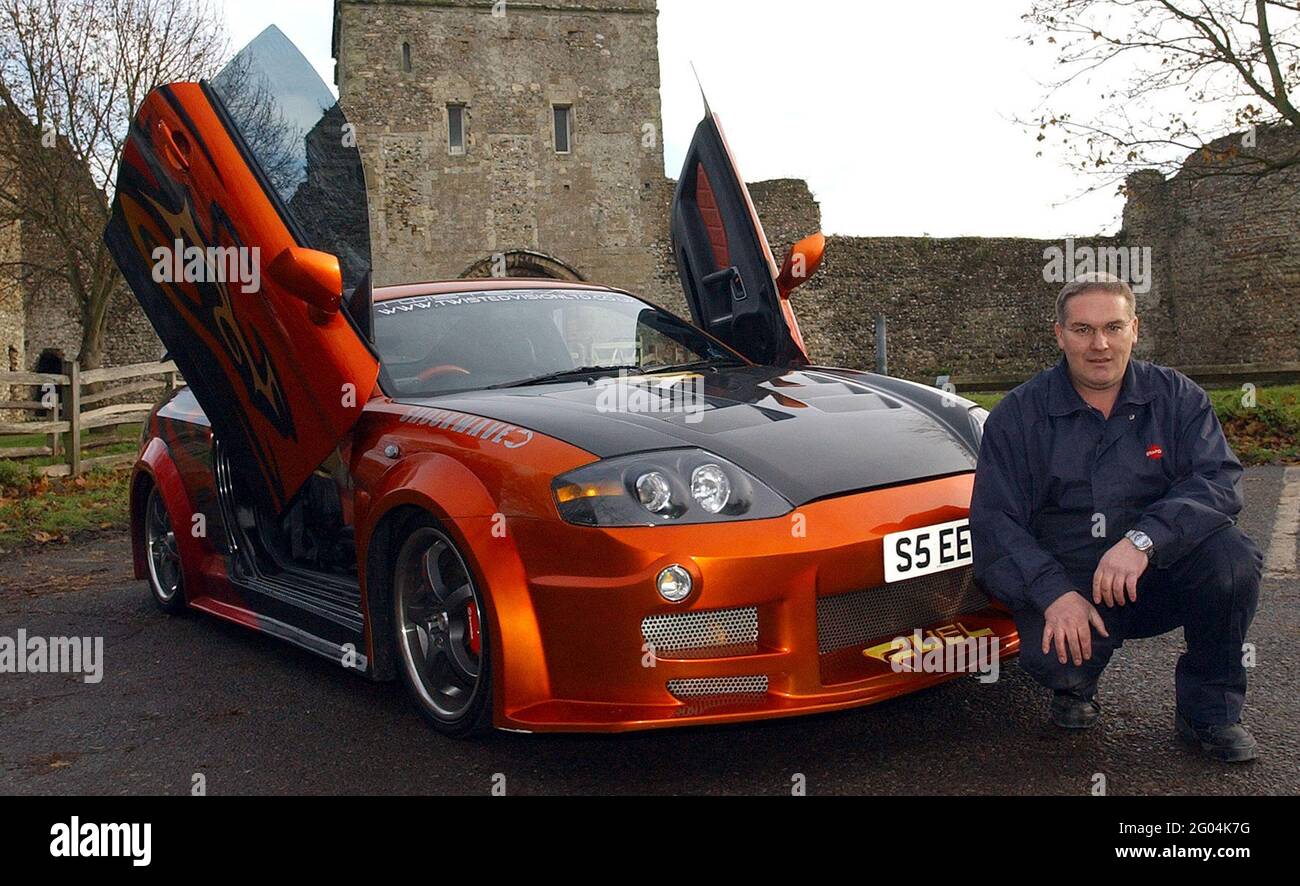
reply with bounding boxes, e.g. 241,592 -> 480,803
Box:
1146,444 -> 1164,460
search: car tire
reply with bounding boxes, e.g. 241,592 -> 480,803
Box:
391,516 -> 493,737
143,484 -> 187,614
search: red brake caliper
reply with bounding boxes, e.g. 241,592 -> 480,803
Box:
466,602 -> 482,656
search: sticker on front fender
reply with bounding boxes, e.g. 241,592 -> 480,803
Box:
883,518 -> 972,583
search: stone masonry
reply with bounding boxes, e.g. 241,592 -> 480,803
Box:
4,0 -> 1296,384
333,0 -> 674,303
335,0 -> 1298,381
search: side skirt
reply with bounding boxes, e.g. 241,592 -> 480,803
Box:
188,594 -> 369,674
205,439 -> 375,678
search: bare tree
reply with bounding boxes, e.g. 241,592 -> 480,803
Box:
1023,0 -> 1300,190
209,49 -> 302,200
0,0 -> 226,370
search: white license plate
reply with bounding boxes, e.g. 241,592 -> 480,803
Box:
883,519 -> 972,583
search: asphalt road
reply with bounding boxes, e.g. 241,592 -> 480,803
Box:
2,466 -> 1297,796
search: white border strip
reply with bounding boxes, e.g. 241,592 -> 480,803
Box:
1264,466 -> 1300,578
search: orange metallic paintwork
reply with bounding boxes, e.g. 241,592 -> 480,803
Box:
777,232 -> 827,297
500,472 -> 1016,732
344,398 -> 1013,732
113,83 -> 379,513
121,85 -> 1001,730
267,246 -> 344,318
132,438 -> 210,606
133,271 -> 1013,732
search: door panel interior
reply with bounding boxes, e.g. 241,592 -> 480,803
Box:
671,113 -> 809,367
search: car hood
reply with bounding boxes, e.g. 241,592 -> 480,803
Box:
399,366 -> 978,506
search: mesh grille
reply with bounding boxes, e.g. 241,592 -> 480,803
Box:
667,675 -> 769,699
642,607 -> 759,657
816,567 -> 989,655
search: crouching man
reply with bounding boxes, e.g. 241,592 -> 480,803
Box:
970,272 -> 1264,762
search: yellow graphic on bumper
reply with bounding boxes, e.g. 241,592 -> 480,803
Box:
863,622 -> 994,667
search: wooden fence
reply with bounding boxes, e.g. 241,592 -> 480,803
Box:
0,360 -> 180,477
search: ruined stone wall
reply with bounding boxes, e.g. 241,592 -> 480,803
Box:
100,285 -> 165,367
747,178 -> 823,266
335,0 -> 673,304
717,134 -> 1300,381
659,178 -> 1127,381
0,151 -> 26,382
19,222 -> 80,373
792,235 -> 1121,379
1122,123 -> 1300,368
331,1 -> 1297,383
19,219 -> 160,373
0,218 -> 22,376
0,136 -> 160,377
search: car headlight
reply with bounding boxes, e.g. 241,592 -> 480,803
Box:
635,471 -> 674,514
553,449 -> 791,527
968,406 -> 990,447
690,464 -> 731,513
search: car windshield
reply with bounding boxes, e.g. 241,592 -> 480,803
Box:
375,289 -> 743,396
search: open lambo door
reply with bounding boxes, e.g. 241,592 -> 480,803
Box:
671,109 -> 811,367
105,27 -> 380,514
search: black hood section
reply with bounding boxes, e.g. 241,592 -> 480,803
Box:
401,366 -> 978,507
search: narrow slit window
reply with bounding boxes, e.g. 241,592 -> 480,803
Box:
448,104 -> 466,155
553,104 -> 572,154
401,42 -> 412,73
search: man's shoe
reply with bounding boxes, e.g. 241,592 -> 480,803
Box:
1050,689 -> 1102,729
1175,712 -> 1258,763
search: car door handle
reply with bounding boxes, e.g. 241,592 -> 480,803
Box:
702,265 -> 747,301
154,119 -> 191,173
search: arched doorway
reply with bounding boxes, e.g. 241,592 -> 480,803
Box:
459,250 -> 585,282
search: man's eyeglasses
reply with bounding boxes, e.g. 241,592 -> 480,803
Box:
1066,320 -> 1134,340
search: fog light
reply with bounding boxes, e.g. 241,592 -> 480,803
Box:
656,565 -> 692,602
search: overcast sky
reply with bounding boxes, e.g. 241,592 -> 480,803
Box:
221,0 -> 1125,238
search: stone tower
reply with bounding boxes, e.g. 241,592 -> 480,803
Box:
331,0 -> 670,299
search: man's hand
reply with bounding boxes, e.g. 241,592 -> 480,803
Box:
1092,538 -> 1150,608
1043,591 -> 1109,666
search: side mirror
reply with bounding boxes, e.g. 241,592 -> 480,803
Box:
268,246 -> 343,324
776,232 -> 826,297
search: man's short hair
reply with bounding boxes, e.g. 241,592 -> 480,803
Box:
1056,272 -> 1136,325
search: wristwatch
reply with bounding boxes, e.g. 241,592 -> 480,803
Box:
1125,529 -> 1154,558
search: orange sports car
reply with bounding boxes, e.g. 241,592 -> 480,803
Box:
105,34 -> 1017,735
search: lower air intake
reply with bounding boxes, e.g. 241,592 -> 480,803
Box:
642,606 -> 759,658
817,567 -> 990,655
667,675 -> 769,699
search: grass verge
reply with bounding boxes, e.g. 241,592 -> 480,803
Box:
0,465 -> 132,551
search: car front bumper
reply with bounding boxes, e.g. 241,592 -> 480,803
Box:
497,471 -> 1018,733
